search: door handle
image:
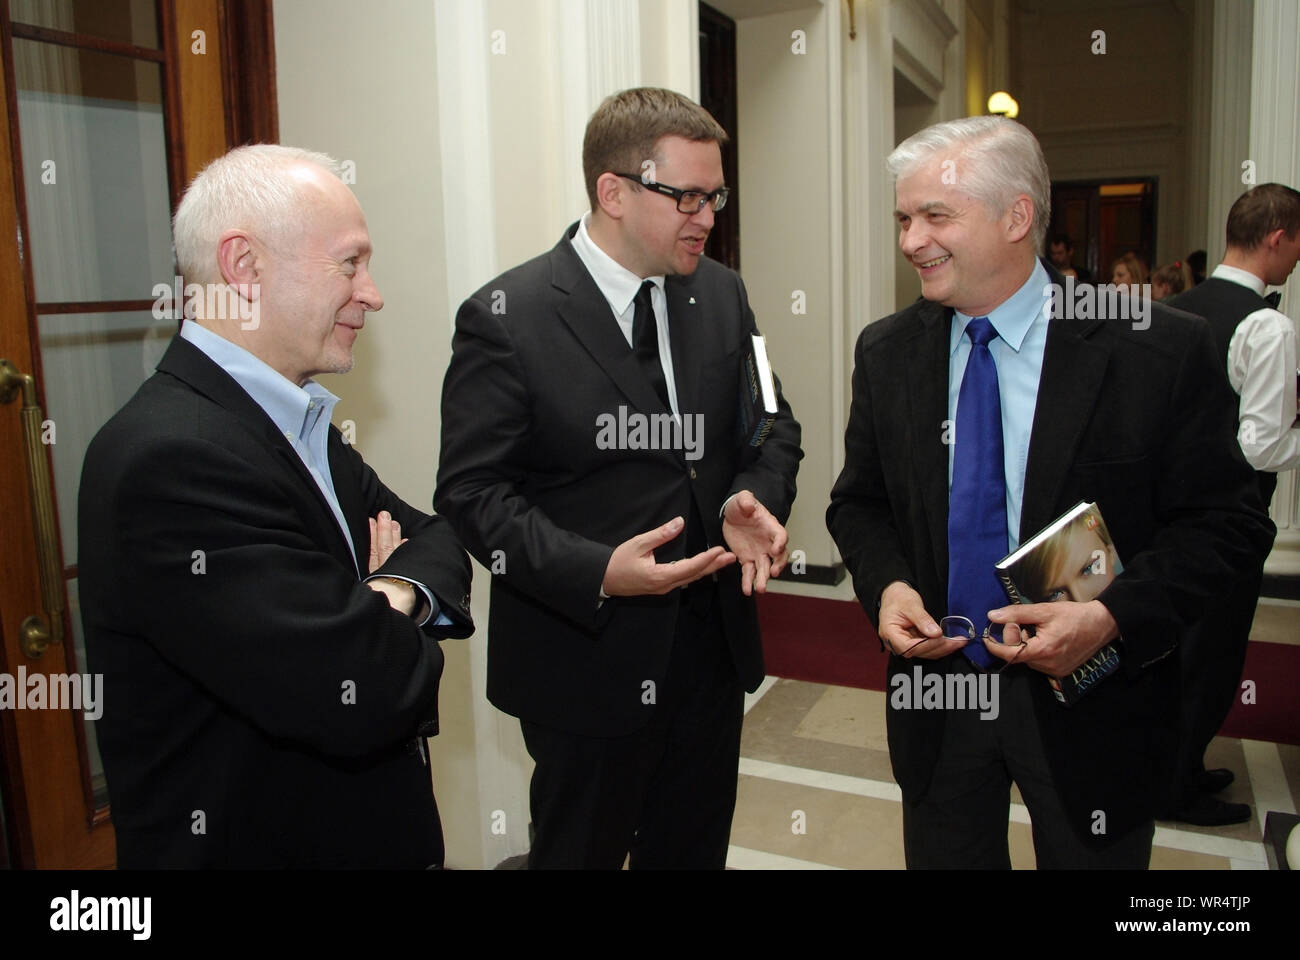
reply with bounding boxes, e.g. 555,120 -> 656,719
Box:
0,358 -> 65,658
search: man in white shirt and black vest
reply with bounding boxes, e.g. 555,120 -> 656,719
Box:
1166,182 -> 1300,826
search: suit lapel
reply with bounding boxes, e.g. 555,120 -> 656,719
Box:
664,276 -> 701,422
1020,311 -> 1110,542
552,231 -> 669,419
906,300 -> 953,580
156,336 -> 361,571
327,430 -> 370,573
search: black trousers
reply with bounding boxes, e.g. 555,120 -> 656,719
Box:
1175,566 -> 1261,798
520,586 -> 745,869
902,667 -> 1154,869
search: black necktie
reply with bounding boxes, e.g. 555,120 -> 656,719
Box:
632,280 -> 671,410
1265,291 -> 1282,308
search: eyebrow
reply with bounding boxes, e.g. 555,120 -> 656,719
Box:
894,201 -> 957,218
337,239 -> 372,258
666,180 -> 725,193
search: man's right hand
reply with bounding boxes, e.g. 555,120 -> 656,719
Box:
878,581 -> 966,659
601,516 -> 736,597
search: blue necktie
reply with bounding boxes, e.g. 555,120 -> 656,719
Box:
948,317 -> 1007,669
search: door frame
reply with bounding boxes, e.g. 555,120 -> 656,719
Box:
0,0 -> 275,869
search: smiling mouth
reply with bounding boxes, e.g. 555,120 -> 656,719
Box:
916,255 -> 951,269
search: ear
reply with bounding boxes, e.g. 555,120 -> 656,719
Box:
594,172 -> 627,221
216,230 -> 260,289
1005,194 -> 1034,244
1264,227 -> 1289,252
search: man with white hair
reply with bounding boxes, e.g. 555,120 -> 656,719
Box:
827,117 -> 1272,867
79,144 -> 474,868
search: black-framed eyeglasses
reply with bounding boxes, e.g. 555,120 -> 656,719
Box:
615,173 -> 729,214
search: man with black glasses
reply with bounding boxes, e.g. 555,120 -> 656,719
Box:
436,87 -> 802,869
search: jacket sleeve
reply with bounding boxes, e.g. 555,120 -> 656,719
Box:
434,292 -> 615,629
1098,320 -> 1276,670
334,437 -> 474,639
726,273 -> 803,523
106,435 -> 446,758
827,327 -> 921,629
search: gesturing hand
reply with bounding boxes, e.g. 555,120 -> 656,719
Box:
601,516 -> 736,597
721,490 -> 788,596
983,599 -> 1119,676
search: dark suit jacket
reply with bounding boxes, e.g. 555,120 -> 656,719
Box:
79,336 -> 474,868
1168,276 -> 1282,505
827,262 -> 1274,845
434,224 -> 802,737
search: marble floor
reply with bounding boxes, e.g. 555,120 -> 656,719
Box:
725,598 -> 1300,870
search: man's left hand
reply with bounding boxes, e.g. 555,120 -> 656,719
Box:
983,600 -> 1119,676
722,490 -> 789,596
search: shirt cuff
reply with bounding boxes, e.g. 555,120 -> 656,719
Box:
363,574 -> 439,627
719,493 -> 740,521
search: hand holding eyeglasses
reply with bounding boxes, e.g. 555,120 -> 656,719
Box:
877,581 -> 968,659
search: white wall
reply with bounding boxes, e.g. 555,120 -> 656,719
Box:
274,0 -> 489,865
737,4 -> 837,569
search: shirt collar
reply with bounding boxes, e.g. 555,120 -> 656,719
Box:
179,320 -> 338,439
571,212 -> 664,315
951,259 -> 1050,355
1211,263 -> 1267,296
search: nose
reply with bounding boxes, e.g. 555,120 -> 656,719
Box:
356,267 -> 383,312
899,222 -> 926,259
690,200 -> 715,231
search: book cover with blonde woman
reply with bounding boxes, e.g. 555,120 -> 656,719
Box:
996,501 -> 1123,705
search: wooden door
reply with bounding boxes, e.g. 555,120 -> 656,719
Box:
0,0 -> 274,869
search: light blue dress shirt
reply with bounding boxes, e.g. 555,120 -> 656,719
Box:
179,321 -> 442,626
947,259 -> 1052,555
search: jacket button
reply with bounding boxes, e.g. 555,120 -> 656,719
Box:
689,467 -> 697,480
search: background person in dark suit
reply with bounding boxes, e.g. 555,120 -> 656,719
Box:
827,117 -> 1273,868
1164,183 -> 1300,826
435,88 -> 802,869
79,145 -> 474,868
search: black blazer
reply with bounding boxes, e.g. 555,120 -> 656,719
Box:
79,336 -> 474,868
827,262 -> 1274,844
435,224 -> 802,737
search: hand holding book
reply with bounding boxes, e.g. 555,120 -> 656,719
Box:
981,599 -> 1119,679
989,501 -> 1125,703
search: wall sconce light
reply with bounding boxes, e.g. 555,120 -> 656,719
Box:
987,91 -> 1019,118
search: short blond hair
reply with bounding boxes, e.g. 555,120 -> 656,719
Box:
582,88 -> 728,210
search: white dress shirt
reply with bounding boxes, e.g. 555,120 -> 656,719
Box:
569,212 -> 681,416
1216,264 -> 1300,472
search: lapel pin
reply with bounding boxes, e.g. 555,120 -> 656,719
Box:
689,297 -> 696,304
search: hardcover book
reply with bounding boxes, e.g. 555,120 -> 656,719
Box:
739,334 -> 778,448
995,501 -> 1123,705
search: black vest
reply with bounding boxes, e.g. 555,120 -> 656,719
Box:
1168,276 -> 1279,506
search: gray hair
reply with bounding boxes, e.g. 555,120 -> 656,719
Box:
172,144 -> 346,285
887,116 -> 1051,253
